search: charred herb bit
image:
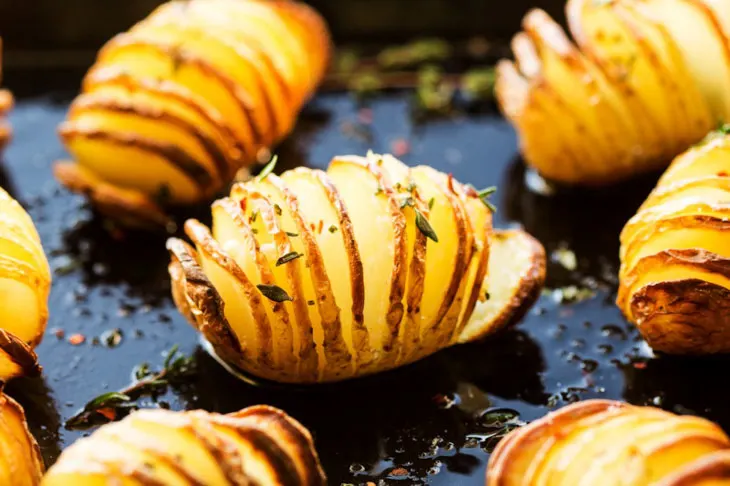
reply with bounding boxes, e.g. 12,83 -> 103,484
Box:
256,154 -> 278,181
155,183 -> 172,206
249,210 -> 259,223
276,251 -> 303,266
65,345 -> 195,430
307,300 -> 315,306
328,225 -> 338,233
273,203 -> 283,216
257,283 -> 293,302
285,231 -> 299,237
415,208 -> 439,242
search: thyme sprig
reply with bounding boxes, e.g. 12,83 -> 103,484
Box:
65,345 -> 195,430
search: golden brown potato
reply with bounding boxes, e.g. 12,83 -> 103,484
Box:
618,130 -> 730,354
0,392 -> 45,486
167,153 -> 546,383
42,405 -> 325,486
0,187 -> 49,381
56,0 -> 330,227
496,0 -> 730,186
487,399 -> 730,486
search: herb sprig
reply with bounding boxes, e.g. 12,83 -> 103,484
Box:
65,345 -> 195,430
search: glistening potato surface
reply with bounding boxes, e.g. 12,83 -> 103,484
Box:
486,399 -> 730,486
497,0 -> 730,186
42,405 -> 325,486
56,0 -> 330,228
618,130 -> 730,354
0,392 -> 44,486
167,153 -> 546,383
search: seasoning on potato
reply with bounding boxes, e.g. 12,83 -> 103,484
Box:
55,0 -> 330,228
0,187 -> 50,381
496,0 -> 730,186
0,392 -> 44,486
166,152 -> 546,383
618,128 -> 730,355
42,405 -> 326,486
487,399 -> 730,486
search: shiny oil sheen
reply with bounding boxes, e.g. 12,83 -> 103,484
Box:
4,85 -> 729,486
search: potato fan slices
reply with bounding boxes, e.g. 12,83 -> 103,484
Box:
0,187 -> 49,382
42,405 -> 325,486
487,399 -> 730,486
56,0 -> 330,227
167,153 -> 546,383
618,130 -> 730,354
497,0 -> 730,185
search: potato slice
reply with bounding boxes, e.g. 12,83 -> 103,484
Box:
628,0 -> 730,124
0,394 -> 44,486
326,157 -> 408,372
0,330 -> 41,382
459,230 -> 546,344
658,450 -> 730,485
566,0 -> 681,159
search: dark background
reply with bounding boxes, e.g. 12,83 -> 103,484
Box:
1,0 -> 567,69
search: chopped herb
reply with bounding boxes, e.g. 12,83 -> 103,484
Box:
407,181 -> 418,193
415,208 -> 439,242
399,196 -> 415,209
477,186 -> 498,213
257,284 -> 293,302
276,251 -> 303,266
251,228 -> 259,234
286,231 -> 299,237
256,155 -> 278,181
428,197 -> 435,210
273,204 -> 283,216
250,210 -> 259,223
328,225 -> 338,233
395,182 -> 403,191
375,184 -> 384,196
307,300 -> 315,306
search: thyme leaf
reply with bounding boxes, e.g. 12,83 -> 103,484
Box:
257,284 -> 293,302
256,155 -> 278,181
276,252 -> 303,266
415,209 -> 439,242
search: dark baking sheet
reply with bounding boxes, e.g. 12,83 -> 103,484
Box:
4,87 -> 729,486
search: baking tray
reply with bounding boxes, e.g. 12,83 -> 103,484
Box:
4,74 -> 730,486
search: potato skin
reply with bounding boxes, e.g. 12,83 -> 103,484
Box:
618,132 -> 730,354
487,399 -> 730,486
167,153 -> 546,383
0,392 -> 44,486
56,0 -> 331,228
496,0 -> 728,186
42,405 -> 326,486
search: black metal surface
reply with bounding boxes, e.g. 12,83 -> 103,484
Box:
4,89 -> 729,486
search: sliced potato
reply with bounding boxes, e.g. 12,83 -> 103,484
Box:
168,153 -> 545,383
0,393 -> 44,486
42,406 -> 326,486
487,400 -> 730,486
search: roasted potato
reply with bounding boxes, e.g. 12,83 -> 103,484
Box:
167,153 -> 546,383
42,405 -> 325,486
496,0 -> 730,186
618,130 -> 730,354
0,187 -> 49,381
0,392 -> 44,486
487,399 -> 730,486
56,0 -> 330,228
0,38 -> 12,152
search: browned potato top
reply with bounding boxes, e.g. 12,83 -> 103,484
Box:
487,399 -> 730,486
56,0 -> 331,228
496,0 -> 730,186
618,130 -> 730,354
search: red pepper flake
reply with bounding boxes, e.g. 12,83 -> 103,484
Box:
718,171 -> 728,177
68,334 -> 86,346
317,219 -> 324,234
96,407 -> 117,421
358,108 -> 373,125
391,138 -> 410,157
390,468 -> 409,477
633,361 -> 647,369
240,198 -> 247,213
51,328 -> 65,339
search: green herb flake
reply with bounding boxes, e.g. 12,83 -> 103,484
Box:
328,225 -> 338,233
257,284 -> 293,302
477,186 -> 498,213
276,251 -> 303,266
286,231 -> 299,237
256,155 -> 278,181
273,204 -> 283,216
415,209 -> 439,242
428,197 -> 435,210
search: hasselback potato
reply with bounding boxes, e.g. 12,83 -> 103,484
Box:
487,399 -> 730,486
167,153 -> 546,383
618,129 -> 730,355
55,0 -> 330,228
42,405 -> 325,486
496,0 -> 730,186
0,187 -> 49,381
0,392 -> 44,486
